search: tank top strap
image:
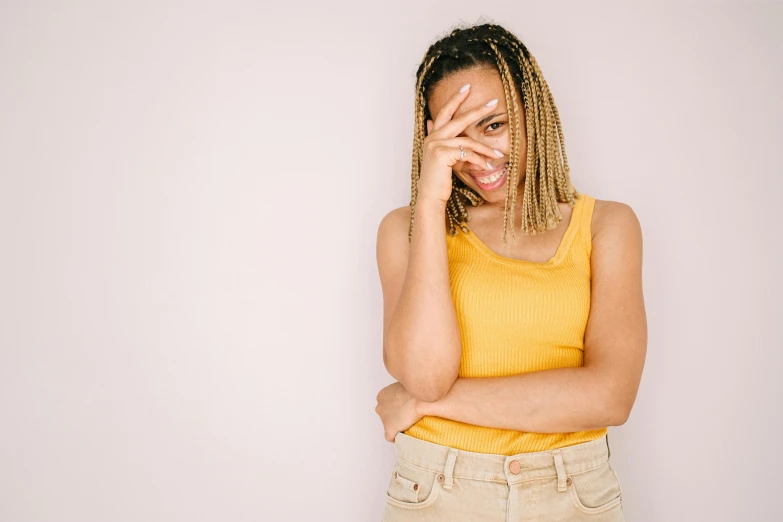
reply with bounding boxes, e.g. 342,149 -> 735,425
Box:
576,193 -> 596,258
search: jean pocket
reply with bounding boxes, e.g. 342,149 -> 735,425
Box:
566,460 -> 623,515
385,457 -> 442,510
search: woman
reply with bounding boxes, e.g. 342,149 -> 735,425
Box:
374,22 -> 647,521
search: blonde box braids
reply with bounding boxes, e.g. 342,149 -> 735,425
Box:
408,23 -> 579,247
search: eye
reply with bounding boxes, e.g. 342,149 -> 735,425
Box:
486,121 -> 504,132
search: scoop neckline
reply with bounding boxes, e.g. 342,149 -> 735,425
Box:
456,194 -> 585,268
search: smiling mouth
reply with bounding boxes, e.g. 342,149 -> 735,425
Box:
470,163 -> 508,184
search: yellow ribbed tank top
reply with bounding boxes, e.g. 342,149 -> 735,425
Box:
403,192 -> 606,455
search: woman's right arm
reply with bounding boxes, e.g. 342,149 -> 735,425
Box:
376,198 -> 461,403
376,85 -> 504,402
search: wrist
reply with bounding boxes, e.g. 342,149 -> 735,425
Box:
416,196 -> 448,212
414,396 -> 437,417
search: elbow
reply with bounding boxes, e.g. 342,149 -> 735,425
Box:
607,406 -> 631,426
599,378 -> 635,427
383,337 -> 460,403
387,357 -> 456,402
399,360 -> 459,403
386,362 -> 457,403
605,394 -> 634,426
405,377 -> 455,403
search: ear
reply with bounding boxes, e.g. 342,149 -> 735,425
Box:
426,119 -> 433,135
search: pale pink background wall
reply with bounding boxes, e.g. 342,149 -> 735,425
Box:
1,1 -> 781,521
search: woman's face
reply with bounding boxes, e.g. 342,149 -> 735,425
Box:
426,65 -> 527,206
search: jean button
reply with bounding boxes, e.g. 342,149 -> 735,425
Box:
509,460 -> 521,474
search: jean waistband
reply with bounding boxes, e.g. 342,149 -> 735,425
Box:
392,432 -> 611,491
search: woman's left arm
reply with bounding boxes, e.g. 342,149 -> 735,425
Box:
415,202 -> 648,434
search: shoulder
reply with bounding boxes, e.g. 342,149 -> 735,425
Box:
590,197 -> 643,267
378,205 -> 411,228
591,198 -> 642,243
377,205 -> 411,244
376,205 -> 412,264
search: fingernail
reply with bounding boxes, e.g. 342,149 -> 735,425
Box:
494,149 -> 504,157
486,98 -> 498,106
486,160 -> 493,169
460,83 -> 470,93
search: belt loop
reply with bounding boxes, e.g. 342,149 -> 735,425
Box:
442,448 -> 458,490
552,450 -> 567,492
606,432 -> 611,460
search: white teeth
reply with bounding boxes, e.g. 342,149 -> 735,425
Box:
477,166 -> 507,184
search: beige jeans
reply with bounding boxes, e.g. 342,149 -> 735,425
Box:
383,432 -> 625,521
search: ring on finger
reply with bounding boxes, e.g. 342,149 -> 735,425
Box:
459,146 -> 467,159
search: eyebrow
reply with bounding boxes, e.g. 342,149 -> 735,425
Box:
475,112 -> 507,128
